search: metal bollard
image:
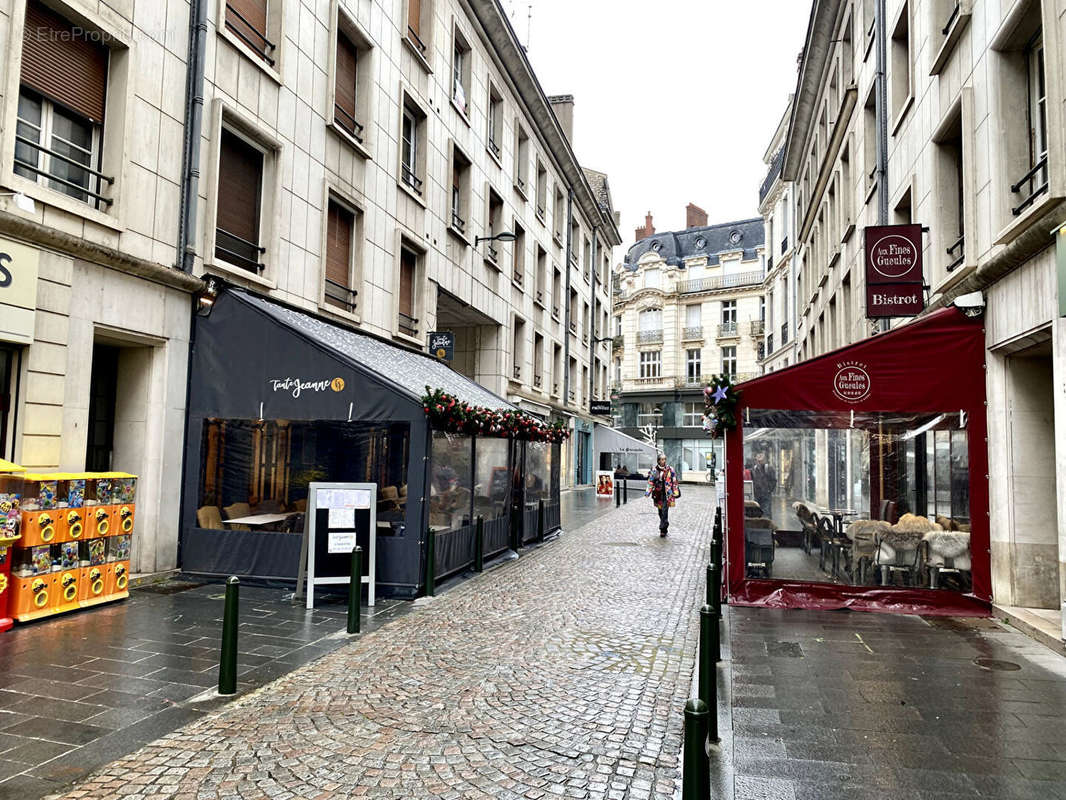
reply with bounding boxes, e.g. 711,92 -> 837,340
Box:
538,499 -> 545,542
699,604 -> 719,742
623,478 -> 628,504
347,546 -> 362,634
475,516 -> 484,572
425,530 -> 436,597
218,576 -> 239,695
616,480 -> 621,507
710,538 -> 722,574
682,699 -> 710,800
709,562 -> 722,621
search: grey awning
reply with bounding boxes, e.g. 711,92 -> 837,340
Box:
594,425 -> 658,461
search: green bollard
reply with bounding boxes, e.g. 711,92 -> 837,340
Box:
425,529 -> 436,597
537,499 -> 545,542
682,699 -> 710,800
699,604 -> 719,742
347,546 -> 362,634
475,516 -> 484,572
218,576 -> 239,695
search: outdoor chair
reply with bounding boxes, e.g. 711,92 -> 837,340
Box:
222,502 -> 252,530
793,502 -> 819,554
846,519 -> 891,585
874,529 -> 925,586
922,530 -> 972,590
196,505 -> 224,530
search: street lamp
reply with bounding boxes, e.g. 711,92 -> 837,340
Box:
474,231 -> 517,246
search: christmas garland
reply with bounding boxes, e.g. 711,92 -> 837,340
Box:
422,387 -> 571,443
702,375 -> 740,439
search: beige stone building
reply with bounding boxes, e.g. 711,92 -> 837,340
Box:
779,0 -> 1066,643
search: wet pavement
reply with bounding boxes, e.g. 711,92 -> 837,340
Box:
0,485 -> 617,798
35,486 -> 714,800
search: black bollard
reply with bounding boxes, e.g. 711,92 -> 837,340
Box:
537,499 -> 545,542
682,699 -> 710,800
709,562 -> 722,621
623,478 -> 628,504
699,604 -> 719,742
347,546 -> 362,634
475,516 -> 484,572
218,576 -> 239,695
425,530 -> 436,597
616,480 -> 621,507
710,536 -> 722,571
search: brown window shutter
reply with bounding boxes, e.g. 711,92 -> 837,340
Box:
216,129 -> 262,245
225,0 -> 267,48
408,0 -> 421,38
20,1 -> 109,123
325,201 -> 353,287
399,249 -> 416,317
334,33 -> 357,126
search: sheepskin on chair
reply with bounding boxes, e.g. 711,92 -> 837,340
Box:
877,528 -> 927,563
893,513 -> 941,533
923,530 -> 971,569
846,519 -> 891,560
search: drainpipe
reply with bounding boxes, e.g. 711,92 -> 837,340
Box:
589,226 -> 598,404
563,189 -> 574,409
875,0 -> 888,228
177,0 -> 209,273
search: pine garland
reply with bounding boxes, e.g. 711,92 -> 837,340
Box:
702,375 -> 741,439
422,387 -> 571,443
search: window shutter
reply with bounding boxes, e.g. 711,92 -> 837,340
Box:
225,0 -> 268,46
408,0 -> 421,38
20,1 -> 108,123
216,129 -> 262,245
399,249 -> 415,317
325,202 -> 352,287
334,33 -> 357,127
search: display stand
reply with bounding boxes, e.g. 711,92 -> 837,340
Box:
296,482 -> 377,609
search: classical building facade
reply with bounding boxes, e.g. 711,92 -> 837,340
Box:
611,214 -> 764,481
779,0 -> 1066,637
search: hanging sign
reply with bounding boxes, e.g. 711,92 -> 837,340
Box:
864,224 -> 924,318
0,237 -> 40,345
589,400 -> 611,416
429,331 -> 454,361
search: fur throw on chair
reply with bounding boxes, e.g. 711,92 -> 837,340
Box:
894,513 -> 941,533
793,502 -> 815,526
846,519 -> 891,560
935,515 -> 959,531
877,528 -> 926,563
923,530 -> 971,561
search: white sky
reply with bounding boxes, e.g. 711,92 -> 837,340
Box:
517,0 -> 811,248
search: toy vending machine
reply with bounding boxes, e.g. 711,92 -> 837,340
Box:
0,468 -> 24,633
105,535 -> 131,598
110,474 -> 136,535
19,474 -> 66,546
65,474 -> 87,542
11,544 -> 58,620
80,538 -> 108,604
85,475 -> 114,538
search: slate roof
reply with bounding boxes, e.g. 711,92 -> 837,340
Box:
583,168 -> 613,215
622,217 -> 765,271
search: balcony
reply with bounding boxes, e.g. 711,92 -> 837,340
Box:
717,322 -> 738,338
533,374 -> 543,389
682,326 -> 703,341
611,334 -> 624,350
681,376 -> 703,388
677,270 -> 764,294
1011,156 -> 1048,216
749,320 -> 765,336
634,376 -> 665,387
637,329 -> 663,345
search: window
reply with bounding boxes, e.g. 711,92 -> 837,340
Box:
225,0 -> 276,65
552,266 -> 562,317
553,344 -> 562,396
535,246 -> 547,306
449,144 -> 471,236
535,160 -> 547,220
451,27 -> 471,116
683,402 -> 703,427
568,288 -> 578,332
686,349 -> 702,384
934,107 -> 965,272
637,401 -> 662,426
15,2 -> 113,210
721,346 -> 737,378
214,128 -> 265,273
638,308 -> 663,343
930,0 -> 972,73
514,125 -> 529,194
485,187 -> 504,265
721,300 -> 737,326
406,0 -> 429,57
613,357 -> 622,385
533,333 -> 544,389
890,2 -> 911,124
332,18 -> 372,146
863,88 -> 877,194
614,315 -> 622,336
582,301 -> 590,342
685,303 -> 702,332
553,185 -> 565,243
512,221 -> 526,287
638,352 -> 661,380
1016,31 -> 1048,215
324,197 -> 359,314
487,83 -> 502,159
582,237 -> 591,281
400,96 -> 426,196
397,244 -> 420,337
512,317 -> 525,381
644,269 -> 661,289
569,220 -> 580,263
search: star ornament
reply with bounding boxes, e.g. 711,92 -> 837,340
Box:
712,385 -> 729,403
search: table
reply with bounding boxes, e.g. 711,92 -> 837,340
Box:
222,512 -> 298,527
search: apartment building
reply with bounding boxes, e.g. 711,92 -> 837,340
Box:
780,0 -> 1066,639
0,0 -> 201,573
611,211 -> 764,481
757,99 -> 798,373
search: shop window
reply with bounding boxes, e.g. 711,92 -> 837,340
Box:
487,82 -> 503,160
742,409 -> 971,592
332,17 -> 372,147
681,438 -> 719,474
15,2 -> 114,211
514,124 -> 529,195
637,401 -> 662,427
451,26 -> 471,116
215,128 -> 266,274
400,95 -> 427,197
397,243 -> 421,337
224,0 -> 276,65
449,144 -> 471,237
86,344 -> 119,472
638,350 -> 661,379
324,197 -> 359,314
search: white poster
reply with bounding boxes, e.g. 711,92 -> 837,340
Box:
317,488 -> 372,509
328,507 -> 356,529
327,530 -> 356,554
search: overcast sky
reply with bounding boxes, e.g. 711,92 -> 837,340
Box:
515,0 -> 811,249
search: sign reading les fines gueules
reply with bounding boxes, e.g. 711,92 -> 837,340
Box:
864,223 -> 925,318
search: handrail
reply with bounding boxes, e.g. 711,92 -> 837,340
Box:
1011,155 -> 1048,194
15,135 -> 115,184
946,234 -> 965,272
217,227 -> 265,253
325,278 -> 358,310
401,164 -> 423,193
1011,154 -> 1049,216
451,211 -> 466,233
225,3 -> 276,48
225,4 -> 276,64
333,105 -> 364,142
407,26 -> 427,53
13,158 -> 114,205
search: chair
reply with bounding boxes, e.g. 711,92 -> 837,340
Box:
380,486 -> 399,502
846,520 -> 890,585
222,502 -> 252,530
744,526 -> 775,578
793,503 -> 819,555
922,530 -> 972,589
196,505 -> 224,530
255,498 -> 283,514
879,499 -> 899,524
875,529 -> 925,586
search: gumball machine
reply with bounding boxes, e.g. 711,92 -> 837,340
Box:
0,463 -> 25,633
19,474 -> 67,546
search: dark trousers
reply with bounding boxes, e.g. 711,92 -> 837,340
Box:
658,503 -> 670,532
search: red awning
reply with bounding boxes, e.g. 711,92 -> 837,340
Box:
724,307 -> 990,615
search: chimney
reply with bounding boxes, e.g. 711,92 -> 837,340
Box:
686,203 -> 708,229
635,211 -> 655,242
548,94 -> 575,145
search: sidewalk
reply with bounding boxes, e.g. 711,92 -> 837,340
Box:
29,488 -> 714,800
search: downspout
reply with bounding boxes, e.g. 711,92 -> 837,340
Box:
177,0 -> 209,273
589,226 -> 598,404
563,189 -> 574,408
875,0 -> 888,228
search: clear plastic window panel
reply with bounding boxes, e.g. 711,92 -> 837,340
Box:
430,431 -> 473,530
742,409 -> 971,592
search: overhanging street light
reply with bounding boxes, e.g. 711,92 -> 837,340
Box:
474,231 -> 517,246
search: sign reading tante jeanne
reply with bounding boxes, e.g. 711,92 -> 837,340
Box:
864,224 -> 924,318
428,331 -> 454,361
0,237 -> 41,345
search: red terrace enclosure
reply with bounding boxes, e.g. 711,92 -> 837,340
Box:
725,308 -> 990,616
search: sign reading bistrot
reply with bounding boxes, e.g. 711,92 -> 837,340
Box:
864,224 -> 924,318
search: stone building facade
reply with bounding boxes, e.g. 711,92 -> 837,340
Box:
611,214 -> 764,481
779,0 -> 1066,637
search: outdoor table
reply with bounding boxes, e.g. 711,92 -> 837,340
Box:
222,512 -> 297,527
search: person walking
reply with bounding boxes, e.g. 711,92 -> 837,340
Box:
647,454 -> 680,537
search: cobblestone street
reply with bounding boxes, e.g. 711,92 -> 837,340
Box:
42,488 -> 714,800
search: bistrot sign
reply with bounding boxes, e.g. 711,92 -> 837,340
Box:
864,224 -> 924,318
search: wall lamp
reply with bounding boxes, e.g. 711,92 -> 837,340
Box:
474,231 -> 517,246
196,276 -> 221,317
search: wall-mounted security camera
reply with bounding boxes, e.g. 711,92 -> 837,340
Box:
953,291 -> 985,319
